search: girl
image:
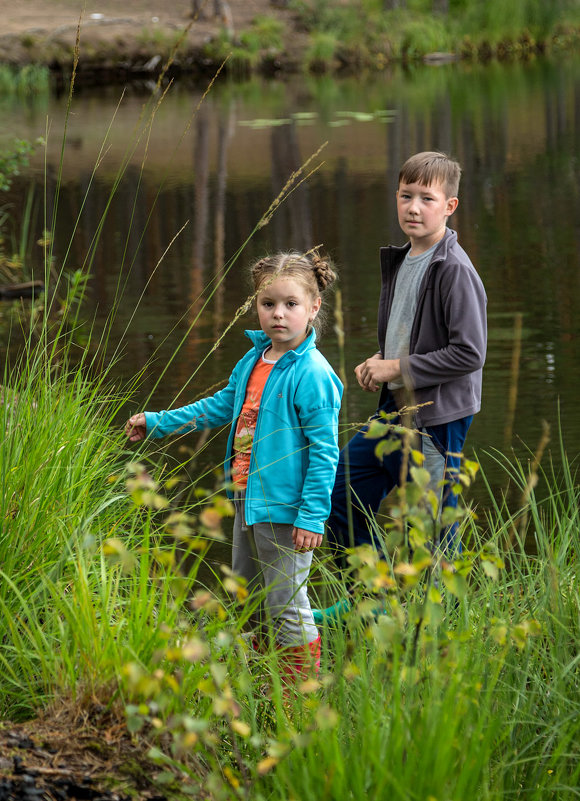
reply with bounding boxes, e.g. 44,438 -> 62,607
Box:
125,252 -> 343,684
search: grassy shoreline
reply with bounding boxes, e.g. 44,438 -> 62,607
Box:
0,1 -> 579,85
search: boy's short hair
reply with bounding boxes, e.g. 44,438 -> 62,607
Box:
399,151 -> 461,198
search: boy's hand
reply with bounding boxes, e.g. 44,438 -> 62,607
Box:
292,527 -> 322,551
125,413 -> 147,441
355,355 -> 401,391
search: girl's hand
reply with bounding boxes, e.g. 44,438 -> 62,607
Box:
125,413 -> 147,442
292,527 -> 322,551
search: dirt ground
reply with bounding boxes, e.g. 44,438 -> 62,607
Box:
0,0 -> 302,77
0,704 -> 175,800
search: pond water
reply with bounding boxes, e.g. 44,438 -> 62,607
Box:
3,54 -> 580,534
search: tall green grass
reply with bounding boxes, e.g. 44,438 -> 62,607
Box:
3,346 -> 578,793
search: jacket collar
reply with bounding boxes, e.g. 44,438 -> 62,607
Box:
431,226 -> 457,262
380,227 -> 457,272
244,327 -> 317,365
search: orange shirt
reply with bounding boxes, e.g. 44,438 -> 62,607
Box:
231,355 -> 275,489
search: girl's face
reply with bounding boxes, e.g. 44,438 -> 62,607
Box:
257,277 -> 321,355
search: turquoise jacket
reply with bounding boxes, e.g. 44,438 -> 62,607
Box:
144,330 -> 343,534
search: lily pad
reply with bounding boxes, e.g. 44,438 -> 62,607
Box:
238,118 -> 292,129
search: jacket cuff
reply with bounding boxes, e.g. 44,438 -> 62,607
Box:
144,411 -> 163,438
293,513 -> 325,535
399,355 -> 414,390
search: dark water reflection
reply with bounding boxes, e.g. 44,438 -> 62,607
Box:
5,55 -> 580,527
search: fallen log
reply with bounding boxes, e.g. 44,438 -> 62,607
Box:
0,281 -> 45,300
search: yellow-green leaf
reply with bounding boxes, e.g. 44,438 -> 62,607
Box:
442,569 -> 467,599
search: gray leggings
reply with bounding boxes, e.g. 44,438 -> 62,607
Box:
232,500 -> 318,647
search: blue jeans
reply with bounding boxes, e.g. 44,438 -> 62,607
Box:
326,397 -> 472,564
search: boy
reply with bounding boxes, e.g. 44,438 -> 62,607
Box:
323,151 -> 487,600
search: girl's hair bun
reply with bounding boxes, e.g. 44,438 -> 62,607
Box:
311,253 -> 337,291
250,258 -> 270,284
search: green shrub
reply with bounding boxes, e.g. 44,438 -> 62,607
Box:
20,33 -> 37,50
135,26 -> 184,56
251,14 -> 286,50
0,64 -> 49,97
205,16 -> 286,73
306,31 -> 339,72
228,46 -> 258,76
461,0 -> 574,41
0,138 -> 37,192
397,16 -> 453,58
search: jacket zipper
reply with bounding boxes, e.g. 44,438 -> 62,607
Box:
230,350 -> 282,516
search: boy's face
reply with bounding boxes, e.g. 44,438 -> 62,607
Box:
396,179 -> 458,254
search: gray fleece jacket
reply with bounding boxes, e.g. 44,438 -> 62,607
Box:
377,227 -> 487,427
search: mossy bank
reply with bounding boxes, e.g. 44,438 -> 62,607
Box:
1,0 -> 579,87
